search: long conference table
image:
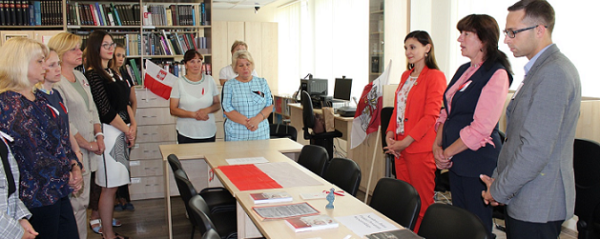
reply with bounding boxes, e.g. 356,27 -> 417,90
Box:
159,138 -> 408,239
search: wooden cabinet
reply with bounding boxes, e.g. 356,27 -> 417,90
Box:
369,0 -> 384,82
212,21 -> 278,93
130,88 -> 176,200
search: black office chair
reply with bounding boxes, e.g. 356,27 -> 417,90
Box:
369,178 -> 421,230
173,169 -> 205,239
174,169 -> 236,239
322,157 -> 361,196
574,139 -> 600,239
300,90 -> 342,159
188,195 -> 237,239
168,154 -> 236,214
297,145 -> 329,176
418,203 -> 489,239
380,107 -> 396,178
168,154 -> 184,172
269,123 -> 298,141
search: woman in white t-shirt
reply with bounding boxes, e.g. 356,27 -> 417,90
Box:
219,40 -> 258,86
170,50 -> 221,143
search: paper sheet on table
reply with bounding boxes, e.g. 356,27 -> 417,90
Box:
226,157 -> 269,165
335,213 -> 399,236
252,202 -> 319,219
218,164 -> 282,191
256,162 -> 323,188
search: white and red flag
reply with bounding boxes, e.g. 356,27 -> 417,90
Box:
351,60 -> 391,149
144,60 -> 177,99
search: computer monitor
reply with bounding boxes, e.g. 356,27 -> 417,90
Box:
333,77 -> 352,101
300,78 -> 328,98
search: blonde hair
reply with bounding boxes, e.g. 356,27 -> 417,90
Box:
0,37 -> 48,94
232,50 -> 255,74
230,40 -> 248,53
35,49 -> 58,90
47,32 -> 82,62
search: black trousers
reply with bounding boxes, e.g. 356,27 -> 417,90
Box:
448,170 -> 493,236
505,214 -> 563,239
29,196 -> 80,239
177,131 -> 216,144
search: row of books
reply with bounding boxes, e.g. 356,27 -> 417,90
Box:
0,1 -> 62,26
67,3 -> 140,26
80,33 -> 132,53
148,60 -> 212,78
144,30 -> 209,56
145,4 -> 206,27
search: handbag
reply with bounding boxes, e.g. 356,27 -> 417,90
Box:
322,107 -> 336,132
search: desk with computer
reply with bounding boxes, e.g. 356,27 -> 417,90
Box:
300,76 -> 356,117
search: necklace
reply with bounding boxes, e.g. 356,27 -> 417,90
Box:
105,68 -> 116,82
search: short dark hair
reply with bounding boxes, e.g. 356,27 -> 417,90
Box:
508,0 -> 555,34
182,49 -> 203,64
457,14 -> 513,75
404,30 -> 439,70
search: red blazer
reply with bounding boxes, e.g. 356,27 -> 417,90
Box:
386,66 -> 446,154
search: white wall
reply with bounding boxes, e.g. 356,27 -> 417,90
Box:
412,0 -> 600,97
212,1 -> 284,22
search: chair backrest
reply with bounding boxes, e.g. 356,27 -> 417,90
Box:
173,169 -> 199,225
168,154 -> 183,173
188,195 -> 217,236
300,90 -> 315,129
322,157 -> 361,196
418,203 -> 489,239
380,107 -> 395,177
297,145 -> 329,176
380,107 -> 394,149
573,138 -> 600,220
369,178 -> 421,230
201,228 -> 221,239
270,124 -> 298,141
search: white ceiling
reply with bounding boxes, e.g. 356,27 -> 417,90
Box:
213,0 -> 278,9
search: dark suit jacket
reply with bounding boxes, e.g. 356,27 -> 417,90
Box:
491,44 -> 580,223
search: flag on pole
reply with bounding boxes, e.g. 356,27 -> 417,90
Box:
144,60 -> 177,99
350,60 -> 392,149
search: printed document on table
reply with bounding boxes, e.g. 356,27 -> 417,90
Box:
253,202 -> 319,219
226,157 -> 269,165
335,213 -> 399,236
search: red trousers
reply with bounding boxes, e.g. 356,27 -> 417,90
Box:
395,151 -> 436,232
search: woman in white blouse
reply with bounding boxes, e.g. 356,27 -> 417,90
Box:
170,49 -> 221,143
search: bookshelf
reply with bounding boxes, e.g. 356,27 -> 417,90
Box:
0,0 -> 215,201
369,0 -> 384,82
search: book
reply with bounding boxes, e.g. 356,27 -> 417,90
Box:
128,59 -> 141,85
250,191 -> 293,204
285,215 -> 339,233
365,229 -> 423,239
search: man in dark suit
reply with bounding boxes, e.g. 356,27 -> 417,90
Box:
481,1 -> 581,239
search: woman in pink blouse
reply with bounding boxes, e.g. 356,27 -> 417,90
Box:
432,14 -> 512,236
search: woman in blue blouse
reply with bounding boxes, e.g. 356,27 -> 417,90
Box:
222,50 -> 273,141
0,37 -> 82,238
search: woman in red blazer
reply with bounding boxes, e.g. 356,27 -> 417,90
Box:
384,31 -> 446,232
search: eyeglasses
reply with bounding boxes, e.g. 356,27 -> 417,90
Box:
101,42 -> 117,50
503,25 -> 546,38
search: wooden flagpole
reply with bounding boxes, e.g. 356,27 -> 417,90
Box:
363,125 -> 381,203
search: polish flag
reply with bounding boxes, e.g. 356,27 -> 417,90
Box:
351,60 -> 391,149
144,60 -> 177,99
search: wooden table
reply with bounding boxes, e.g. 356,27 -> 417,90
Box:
159,138 -> 303,239
160,138 -> 406,239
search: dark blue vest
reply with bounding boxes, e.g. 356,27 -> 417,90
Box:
442,61 -> 512,177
